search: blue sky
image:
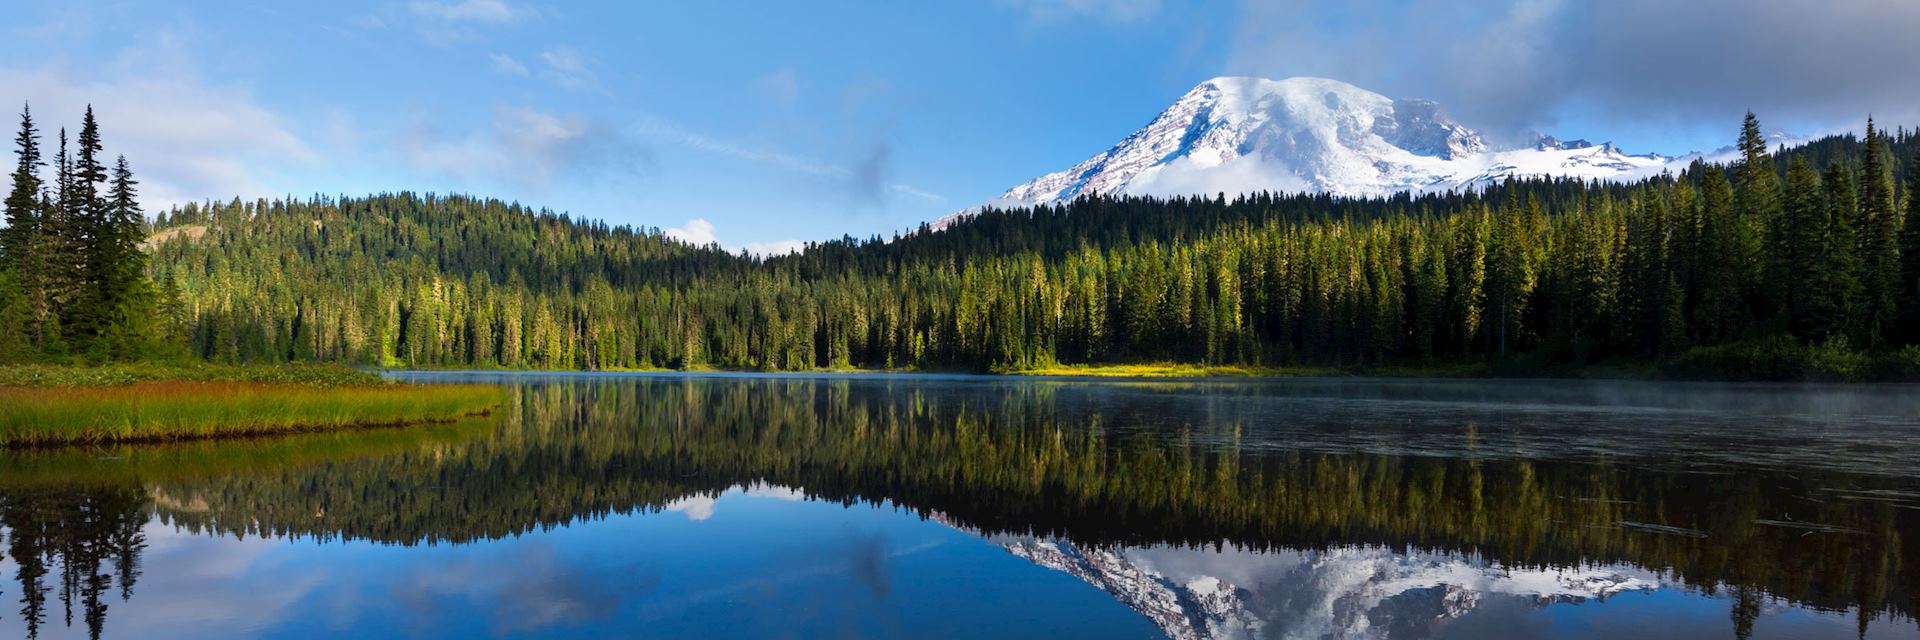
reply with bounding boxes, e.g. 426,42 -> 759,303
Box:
5,0 -> 1917,253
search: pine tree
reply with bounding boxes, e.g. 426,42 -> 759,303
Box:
1446,210 -> 1485,356
1784,157 -> 1844,338
47,127 -> 81,309
1900,146 -> 1920,343
1822,163 -> 1865,344
1694,170 -> 1742,343
2,104 -> 49,348
1737,112 -> 1782,321
2,104 -> 42,268
1857,119 -> 1901,347
96,154 -> 154,357
64,106 -> 116,351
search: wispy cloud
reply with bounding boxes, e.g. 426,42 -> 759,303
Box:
1001,0 -> 1162,23
409,0 -> 521,23
755,68 -> 801,108
399,105 -> 648,192
537,47 -> 595,89
0,28 -> 315,210
633,117 -> 942,204
406,0 -> 528,45
489,52 -> 528,76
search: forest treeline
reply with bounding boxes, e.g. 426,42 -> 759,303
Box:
5,108 -> 1920,379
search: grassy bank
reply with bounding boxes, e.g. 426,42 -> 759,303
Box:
0,364 -> 505,447
0,362 -> 387,387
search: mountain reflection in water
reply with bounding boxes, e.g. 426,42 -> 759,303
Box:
3,374 -> 1918,639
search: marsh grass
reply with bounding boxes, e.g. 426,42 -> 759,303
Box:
0,362 -> 385,387
0,417 -> 489,487
0,366 -> 505,447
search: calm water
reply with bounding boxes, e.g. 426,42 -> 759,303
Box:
4,374 -> 1920,639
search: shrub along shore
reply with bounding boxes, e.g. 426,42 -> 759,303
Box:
0,364 -> 504,448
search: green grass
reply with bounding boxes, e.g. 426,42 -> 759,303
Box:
0,364 -> 505,447
0,362 -> 387,387
0,416 -> 491,487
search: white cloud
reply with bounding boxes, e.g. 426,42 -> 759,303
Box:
1003,0 -> 1161,23
538,47 -> 595,89
743,239 -> 807,256
663,494 -> 717,521
0,35 -> 315,211
409,0 -> 520,23
663,218 -> 719,247
1222,0 -> 1920,146
489,53 -> 528,76
665,218 -> 805,257
742,482 -> 808,500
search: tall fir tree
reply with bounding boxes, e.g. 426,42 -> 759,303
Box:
2,104 -> 42,269
2,104 -> 50,349
45,127 -> 85,318
1737,112 -> 1783,322
1900,146 -> 1920,343
66,106 -> 114,350
1694,170 -> 1743,343
1784,157 -> 1843,338
1856,118 -> 1901,347
95,154 -> 154,357
1822,163 -> 1865,344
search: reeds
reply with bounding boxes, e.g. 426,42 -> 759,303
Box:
0,381 -> 504,447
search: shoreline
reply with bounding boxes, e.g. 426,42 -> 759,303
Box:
378,365 -> 1920,388
0,365 -> 506,448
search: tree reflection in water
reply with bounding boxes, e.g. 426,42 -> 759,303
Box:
2,376 -> 1917,638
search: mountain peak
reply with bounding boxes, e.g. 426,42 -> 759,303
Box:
951,76 -> 1693,224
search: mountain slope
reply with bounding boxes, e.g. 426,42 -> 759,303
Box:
960,76 -> 1686,223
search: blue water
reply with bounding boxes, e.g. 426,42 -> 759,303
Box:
3,373 -> 1918,639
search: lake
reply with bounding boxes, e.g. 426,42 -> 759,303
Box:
3,373 -> 1919,639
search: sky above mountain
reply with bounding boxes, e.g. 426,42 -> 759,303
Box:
4,0 -> 1919,253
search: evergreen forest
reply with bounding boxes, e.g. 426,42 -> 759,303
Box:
6,105 -> 1920,380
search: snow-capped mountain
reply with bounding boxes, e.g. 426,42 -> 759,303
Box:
941,76 -> 1703,228
997,536 -> 1664,640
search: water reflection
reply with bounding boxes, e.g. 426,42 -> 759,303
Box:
3,375 -> 1918,639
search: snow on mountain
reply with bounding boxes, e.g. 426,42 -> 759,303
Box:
995,535 -> 1663,640
937,76 -> 1704,228
1003,539 -> 1263,640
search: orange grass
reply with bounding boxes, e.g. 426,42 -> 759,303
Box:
0,381 -> 504,447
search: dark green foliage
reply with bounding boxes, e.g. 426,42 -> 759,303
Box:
2,104 -> 42,273
7,106 -> 1919,380
0,106 -> 162,362
1785,157 -> 1851,339
1901,146 -> 1920,342
1857,119 -> 1902,346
